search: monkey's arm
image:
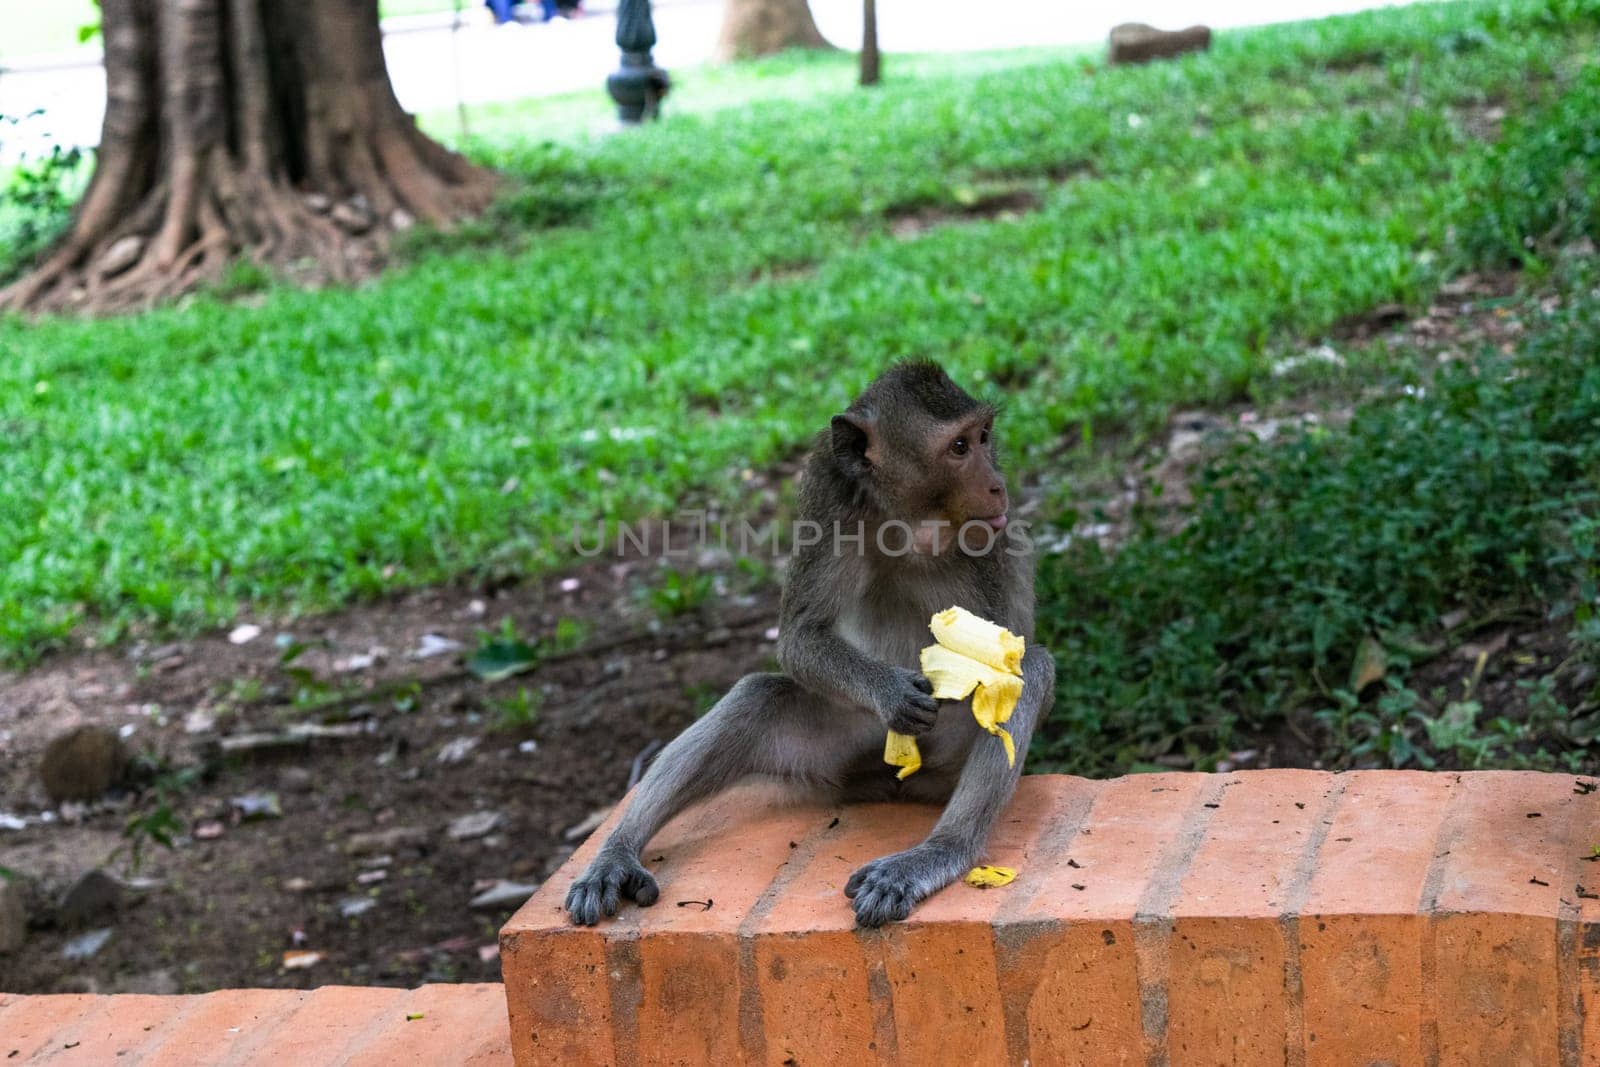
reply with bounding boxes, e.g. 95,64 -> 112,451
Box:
845,644 -> 1055,927
775,551 -> 939,734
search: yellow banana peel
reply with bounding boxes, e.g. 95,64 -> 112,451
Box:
883,730 -> 922,780
882,606 -> 1027,778
964,864 -> 1017,888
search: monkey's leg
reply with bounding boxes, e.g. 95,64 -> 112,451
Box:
845,646 -> 1056,927
565,672 -> 867,925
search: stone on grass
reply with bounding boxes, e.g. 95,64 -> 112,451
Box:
1109,22 -> 1212,65
58,869 -> 124,928
39,725 -> 129,803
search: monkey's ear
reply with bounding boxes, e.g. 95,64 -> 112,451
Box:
831,412 -> 878,476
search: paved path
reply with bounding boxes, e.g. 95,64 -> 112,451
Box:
1,0 -> 1414,166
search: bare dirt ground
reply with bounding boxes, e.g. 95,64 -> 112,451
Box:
4,268 -> 1592,995
0,547 -> 783,994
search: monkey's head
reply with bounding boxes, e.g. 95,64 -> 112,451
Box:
829,362 -> 1009,548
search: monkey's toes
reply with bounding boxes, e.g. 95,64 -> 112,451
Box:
565,880 -> 605,926
851,882 -> 913,927
627,868 -> 660,908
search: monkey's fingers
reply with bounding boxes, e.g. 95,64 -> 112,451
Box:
911,673 -> 934,694
624,867 -> 660,908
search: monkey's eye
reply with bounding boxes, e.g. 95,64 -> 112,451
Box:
980,427 -> 991,445
951,436 -> 970,457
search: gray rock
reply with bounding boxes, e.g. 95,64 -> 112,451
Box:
346,826 -> 429,856
39,725 -> 129,803
469,880 -> 539,910
436,736 -> 479,765
0,877 -> 26,953
62,927 -> 113,961
58,869 -> 123,928
230,792 -> 283,821
340,897 -> 377,918
448,811 -> 503,841
1109,22 -> 1212,65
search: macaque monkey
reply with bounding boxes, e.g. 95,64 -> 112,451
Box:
566,362 -> 1055,927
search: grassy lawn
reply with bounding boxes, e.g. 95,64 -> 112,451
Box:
1,0 -> 1596,669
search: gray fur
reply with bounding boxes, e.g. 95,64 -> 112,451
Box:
565,363 -> 1054,928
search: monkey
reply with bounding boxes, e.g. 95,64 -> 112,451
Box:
565,361 -> 1055,928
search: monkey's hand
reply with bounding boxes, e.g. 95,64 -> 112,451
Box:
845,841 -> 968,927
872,666 -> 939,736
564,848 -> 659,926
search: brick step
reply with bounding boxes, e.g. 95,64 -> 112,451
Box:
501,770 -> 1600,1065
0,983 -> 511,1064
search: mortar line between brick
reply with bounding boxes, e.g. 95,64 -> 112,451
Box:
325,986 -> 425,1065
1278,776 -> 1348,1067
213,990 -> 315,1067
57,991 -> 213,1063
1556,786 -> 1591,1067
1133,775 -> 1229,1067
990,779 -> 1101,1067
23,993 -> 118,1061
603,936 -> 643,1067
1416,772 -> 1466,1067
862,937 -> 900,1065
734,804 -> 847,1065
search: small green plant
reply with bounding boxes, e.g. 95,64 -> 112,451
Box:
489,686 -> 542,731
645,569 -> 716,618
117,764 -> 202,873
469,618 -> 542,681
552,616 -> 589,651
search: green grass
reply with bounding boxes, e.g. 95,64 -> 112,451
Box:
1,0 -> 1597,663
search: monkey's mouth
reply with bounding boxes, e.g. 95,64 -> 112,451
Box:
979,513 -> 1009,531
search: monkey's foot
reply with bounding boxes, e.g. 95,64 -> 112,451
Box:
844,842 -> 967,928
564,851 -> 659,925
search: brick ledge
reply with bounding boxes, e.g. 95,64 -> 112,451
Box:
502,770 -> 1600,1065
0,983 -> 511,1064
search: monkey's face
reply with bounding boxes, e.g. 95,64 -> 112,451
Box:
830,362 -> 1010,553
919,408 -> 1009,532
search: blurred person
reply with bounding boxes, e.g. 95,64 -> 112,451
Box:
484,0 -> 522,24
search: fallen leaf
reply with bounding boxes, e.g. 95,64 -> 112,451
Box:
282,950 -> 323,970
1348,635 -> 1387,692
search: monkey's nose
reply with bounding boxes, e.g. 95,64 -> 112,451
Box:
989,483 -> 1003,496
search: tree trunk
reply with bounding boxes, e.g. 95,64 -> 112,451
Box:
859,0 -> 880,86
2,0 -> 497,315
715,0 -> 830,62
